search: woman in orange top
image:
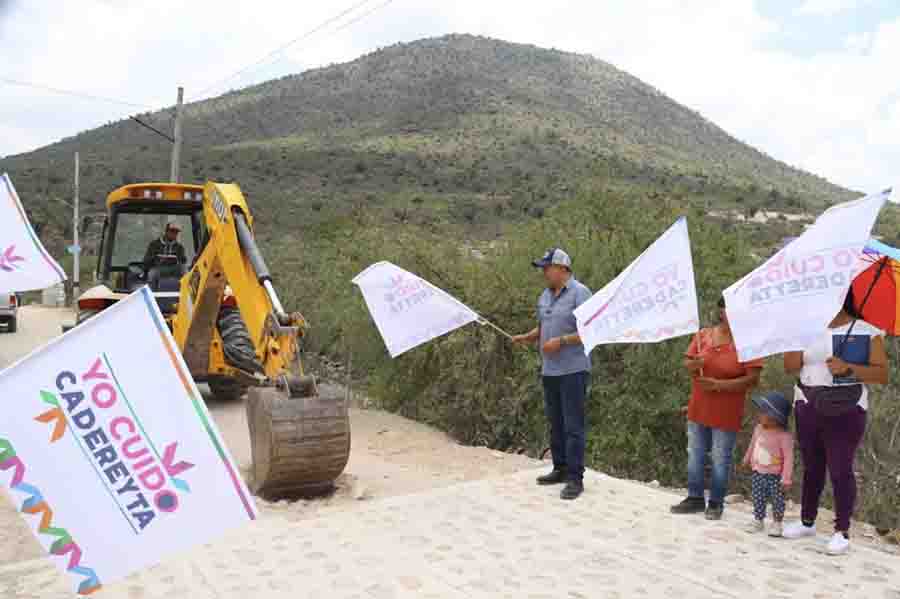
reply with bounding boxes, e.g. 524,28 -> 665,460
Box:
671,296 -> 764,520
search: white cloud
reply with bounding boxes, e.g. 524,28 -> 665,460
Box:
2,0 -> 900,194
796,0 -> 868,17
845,30 -> 875,52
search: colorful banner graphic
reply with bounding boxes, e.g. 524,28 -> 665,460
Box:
0,287 -> 256,594
575,217 -> 700,352
725,189 -> 892,361
353,261 -> 480,357
0,173 -> 66,294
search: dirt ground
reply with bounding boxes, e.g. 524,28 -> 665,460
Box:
1,306 -> 896,574
0,306 -> 540,569
215,390 -> 540,524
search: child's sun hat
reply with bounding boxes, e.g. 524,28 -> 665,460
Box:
752,391 -> 791,427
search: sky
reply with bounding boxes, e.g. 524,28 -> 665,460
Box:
2,0 -> 899,194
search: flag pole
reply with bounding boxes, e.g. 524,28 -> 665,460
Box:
477,317 -> 515,340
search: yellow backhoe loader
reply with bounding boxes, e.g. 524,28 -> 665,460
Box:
67,181 -> 350,498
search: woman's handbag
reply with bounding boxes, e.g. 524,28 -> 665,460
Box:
795,382 -> 864,417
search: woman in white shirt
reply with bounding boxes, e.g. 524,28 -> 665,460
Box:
781,288 -> 889,555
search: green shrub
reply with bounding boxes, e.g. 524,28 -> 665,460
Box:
269,184 -> 899,531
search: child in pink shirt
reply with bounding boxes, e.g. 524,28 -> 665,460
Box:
742,391 -> 794,537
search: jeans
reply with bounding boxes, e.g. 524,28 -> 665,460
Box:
795,400 -> 866,532
542,371 -> 588,481
686,421 -> 737,505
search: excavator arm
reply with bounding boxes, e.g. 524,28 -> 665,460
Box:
172,181 -> 348,499
172,181 -> 306,384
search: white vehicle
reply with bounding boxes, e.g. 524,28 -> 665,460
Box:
0,292 -> 19,333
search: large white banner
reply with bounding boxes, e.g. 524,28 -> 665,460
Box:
0,288 -> 257,595
0,173 -> 67,294
725,189 -> 892,362
353,261 -> 480,357
574,217 -> 699,353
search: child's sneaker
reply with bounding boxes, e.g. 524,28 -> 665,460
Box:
783,521 -> 816,539
826,532 -> 850,556
768,521 -> 783,537
745,519 -> 764,533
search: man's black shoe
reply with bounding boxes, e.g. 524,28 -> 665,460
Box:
536,468 -> 567,486
705,501 -> 724,521
670,496 -> 706,514
560,480 -> 583,500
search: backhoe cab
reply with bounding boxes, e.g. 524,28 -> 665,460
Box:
68,181 -> 350,497
85,183 -> 203,316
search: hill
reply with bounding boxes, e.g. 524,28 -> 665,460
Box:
1,34 -> 853,255
3,35 -> 898,534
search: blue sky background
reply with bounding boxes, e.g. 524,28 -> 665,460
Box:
758,0 -> 900,54
2,0 -> 899,194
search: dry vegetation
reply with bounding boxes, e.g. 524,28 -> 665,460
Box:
2,34 -> 895,534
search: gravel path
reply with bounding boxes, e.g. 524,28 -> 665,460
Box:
0,306 -> 539,568
2,306 -> 898,598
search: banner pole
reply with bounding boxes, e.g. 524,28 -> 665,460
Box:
477,317 -> 515,340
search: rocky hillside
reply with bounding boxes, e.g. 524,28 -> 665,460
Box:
1,34 -> 852,254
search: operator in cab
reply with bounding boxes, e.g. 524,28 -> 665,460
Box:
143,221 -> 187,289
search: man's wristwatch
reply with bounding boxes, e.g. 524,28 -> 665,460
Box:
559,336 -> 567,346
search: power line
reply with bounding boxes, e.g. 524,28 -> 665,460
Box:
189,0 -> 395,149
0,77 -> 154,110
130,116 -> 175,143
330,0 -> 394,35
2,75 -> 179,142
5,0 -> 396,158
194,0 -> 376,99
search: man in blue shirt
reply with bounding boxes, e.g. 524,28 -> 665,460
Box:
513,248 -> 592,499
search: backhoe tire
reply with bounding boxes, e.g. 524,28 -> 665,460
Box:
218,307 -> 264,374
208,378 -> 249,402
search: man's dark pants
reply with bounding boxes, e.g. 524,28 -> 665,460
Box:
542,371 -> 588,481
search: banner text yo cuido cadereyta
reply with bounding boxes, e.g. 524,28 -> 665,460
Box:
51,356 -> 194,532
746,247 -> 860,306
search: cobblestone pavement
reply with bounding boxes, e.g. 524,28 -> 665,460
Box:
2,469 -> 898,599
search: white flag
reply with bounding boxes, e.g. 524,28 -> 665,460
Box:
0,174 -> 67,294
352,261 -> 480,357
0,287 -> 256,595
574,217 -> 699,353
724,189 -> 891,362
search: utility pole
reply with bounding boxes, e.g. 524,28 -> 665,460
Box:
73,151 -> 80,300
170,86 -> 184,183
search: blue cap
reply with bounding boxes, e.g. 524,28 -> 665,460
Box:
532,247 -> 572,269
752,391 -> 792,427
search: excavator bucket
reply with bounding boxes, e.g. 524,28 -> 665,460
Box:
246,380 -> 351,498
